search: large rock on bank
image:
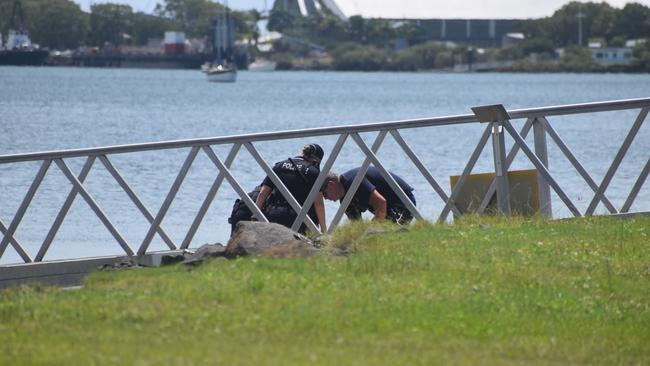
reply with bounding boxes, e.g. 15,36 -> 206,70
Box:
181,243 -> 227,266
225,221 -> 319,258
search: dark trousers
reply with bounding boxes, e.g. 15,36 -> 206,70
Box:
265,204 -> 318,234
387,192 -> 417,225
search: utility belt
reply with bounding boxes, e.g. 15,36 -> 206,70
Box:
264,193 -> 317,221
265,190 -> 292,209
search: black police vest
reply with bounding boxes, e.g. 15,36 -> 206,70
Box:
267,157 -> 318,207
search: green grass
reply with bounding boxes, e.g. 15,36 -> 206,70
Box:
1,216 -> 649,365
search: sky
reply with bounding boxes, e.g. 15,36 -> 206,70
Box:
75,0 -> 650,19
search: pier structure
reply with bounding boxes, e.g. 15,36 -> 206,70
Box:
0,98 -> 648,288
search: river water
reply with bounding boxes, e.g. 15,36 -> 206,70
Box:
1,67 -> 649,263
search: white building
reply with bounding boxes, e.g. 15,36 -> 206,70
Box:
590,47 -> 633,66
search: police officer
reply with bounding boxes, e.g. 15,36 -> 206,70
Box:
227,185 -> 263,234
254,144 -> 327,233
320,166 -> 416,224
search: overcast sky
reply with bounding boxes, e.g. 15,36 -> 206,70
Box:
75,0 -> 650,18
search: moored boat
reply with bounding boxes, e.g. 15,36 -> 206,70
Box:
0,1 -> 48,66
0,47 -> 48,66
204,0 -> 237,82
248,58 -> 276,72
206,64 -> 237,82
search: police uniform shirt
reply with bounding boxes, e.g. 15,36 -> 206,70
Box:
261,156 -> 320,205
339,166 -> 414,210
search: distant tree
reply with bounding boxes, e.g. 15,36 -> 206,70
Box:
347,15 -> 365,42
0,0 -> 88,49
267,9 -> 296,32
90,3 -> 133,46
130,12 -> 178,45
609,35 -> 626,47
522,1 -> 619,46
155,0 -> 223,37
630,40 -> 650,71
230,10 -> 259,42
332,45 -> 385,71
616,3 -> 650,39
517,37 -> 556,56
559,45 -> 597,71
319,15 -> 347,40
31,0 -> 89,49
364,19 -> 395,46
385,42 -> 446,70
394,21 -> 425,45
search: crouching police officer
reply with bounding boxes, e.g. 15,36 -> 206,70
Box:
251,144 -> 327,233
227,185 -> 263,234
320,166 -> 416,224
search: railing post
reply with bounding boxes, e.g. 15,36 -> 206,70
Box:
472,104 -> 512,217
491,121 -> 512,216
533,117 -> 553,217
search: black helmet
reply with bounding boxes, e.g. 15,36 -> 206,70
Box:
303,143 -> 324,163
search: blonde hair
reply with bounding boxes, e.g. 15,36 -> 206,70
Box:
301,144 -> 322,163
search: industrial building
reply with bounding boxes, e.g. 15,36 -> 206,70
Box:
272,0 -> 522,47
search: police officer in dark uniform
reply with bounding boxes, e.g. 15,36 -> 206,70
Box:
253,144 -> 327,233
320,166 -> 416,224
227,185 -> 263,234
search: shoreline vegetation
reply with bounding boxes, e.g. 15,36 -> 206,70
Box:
265,47 -> 648,73
1,215 -> 648,364
2,1 -> 650,73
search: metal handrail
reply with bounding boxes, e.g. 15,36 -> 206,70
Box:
1,97 -> 648,164
1,97 -> 649,265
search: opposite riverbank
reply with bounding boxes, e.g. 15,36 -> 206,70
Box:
1,216 -> 648,365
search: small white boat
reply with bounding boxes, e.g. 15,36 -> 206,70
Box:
248,59 -> 276,72
205,0 -> 236,82
206,64 -> 237,82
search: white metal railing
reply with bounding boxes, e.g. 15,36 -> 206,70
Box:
0,97 -> 648,264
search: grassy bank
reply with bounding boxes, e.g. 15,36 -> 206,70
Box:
1,216 -> 648,365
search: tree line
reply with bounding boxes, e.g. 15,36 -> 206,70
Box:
0,0 -> 259,50
1,0 -> 649,72
267,1 -> 650,72
268,1 -> 650,47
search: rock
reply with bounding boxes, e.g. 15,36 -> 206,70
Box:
260,241 -> 320,258
98,259 -> 141,271
225,221 -> 317,257
360,226 -> 388,239
312,234 -> 331,248
161,253 -> 186,265
181,243 -> 227,266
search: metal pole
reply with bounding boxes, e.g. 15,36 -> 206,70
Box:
0,159 -> 51,262
533,118 -> 553,217
621,156 -> 650,213
438,125 -> 492,222
478,118 -> 534,214
586,107 -> 648,215
329,131 -> 388,231
36,156 -> 97,262
503,121 -> 582,217
100,155 -> 177,250
539,116 -> 617,213
491,121 -> 511,216
55,158 -> 134,256
138,147 -> 199,255
180,144 -> 241,249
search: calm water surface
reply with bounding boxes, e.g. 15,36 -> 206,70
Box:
1,67 -> 649,263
